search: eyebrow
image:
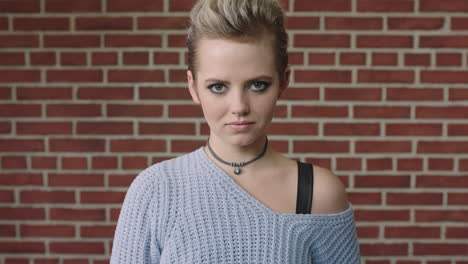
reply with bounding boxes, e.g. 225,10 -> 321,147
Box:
204,75 -> 274,84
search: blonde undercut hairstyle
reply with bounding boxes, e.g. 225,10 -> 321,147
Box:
187,0 -> 288,81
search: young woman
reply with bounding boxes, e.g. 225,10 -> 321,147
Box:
110,0 -> 361,263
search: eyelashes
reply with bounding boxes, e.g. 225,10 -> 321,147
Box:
206,81 -> 271,94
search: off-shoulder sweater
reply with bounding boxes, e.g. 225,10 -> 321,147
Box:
110,146 -> 361,263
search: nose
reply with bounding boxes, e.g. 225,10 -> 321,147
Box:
230,88 -> 250,116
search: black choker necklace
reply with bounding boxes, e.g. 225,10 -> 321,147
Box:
206,136 -> 268,175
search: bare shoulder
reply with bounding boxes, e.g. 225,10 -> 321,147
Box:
311,165 -> 350,215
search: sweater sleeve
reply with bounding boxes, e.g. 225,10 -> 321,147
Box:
110,166 -> 167,264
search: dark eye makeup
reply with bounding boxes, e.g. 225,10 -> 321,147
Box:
206,80 -> 271,94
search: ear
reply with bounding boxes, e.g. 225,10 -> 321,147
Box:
278,68 -> 290,99
187,70 -> 200,104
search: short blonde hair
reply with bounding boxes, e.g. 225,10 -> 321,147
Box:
187,0 -> 288,80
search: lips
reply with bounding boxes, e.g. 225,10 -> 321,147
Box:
227,121 -> 255,125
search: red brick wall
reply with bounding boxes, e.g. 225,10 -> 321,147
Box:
1,0 -> 468,263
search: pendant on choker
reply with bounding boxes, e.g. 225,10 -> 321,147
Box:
231,162 -> 244,175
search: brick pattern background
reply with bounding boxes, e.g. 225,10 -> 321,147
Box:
1,0 -> 468,263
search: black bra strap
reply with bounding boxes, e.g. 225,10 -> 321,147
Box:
295,161 -> 314,214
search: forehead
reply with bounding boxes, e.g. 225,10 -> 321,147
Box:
196,36 -> 277,80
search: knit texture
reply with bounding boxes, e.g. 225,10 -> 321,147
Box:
110,147 -> 361,263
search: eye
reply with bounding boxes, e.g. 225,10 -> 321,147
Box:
207,83 -> 227,94
249,81 -> 270,92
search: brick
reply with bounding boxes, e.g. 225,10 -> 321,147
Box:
60,52 -> 87,66
92,157 -> 118,170
428,158 -> 453,170
0,173 -> 42,186
107,0 -> 163,12
358,0 -> 414,12
0,87 -> 11,99
387,192 -> 442,205
46,104 -> 101,117
108,70 -> 164,82
385,226 -> 440,238
77,122 -> 133,135
324,123 -> 380,136
17,122 -> 73,135
21,190 -> 75,204
278,87 -> 319,101
0,190 -> 14,202
416,106 -> 468,119
123,52 -> 149,65
0,17 -> 7,30
452,17 -> 468,30
139,122 -> 196,135
420,0 -> 468,12
436,53 -> 462,66
138,16 -> 188,30
325,87 -> 380,101
50,139 -> 105,152
293,140 -> 349,153
168,0 -> 195,11
44,35 -> 100,48
354,106 -> 410,118
169,105 -> 204,118
358,70 -> 414,83
388,17 -> 444,30
0,207 -> 45,220
76,17 -> 132,30
416,175 -> 468,188
46,0 -> 102,12
169,69 -> 186,82
347,192 -> 381,204
1,156 -> 27,169
387,87 -> 443,101
339,52 -> 366,65
421,70 -> 468,83
355,175 -> 410,188
17,87 -> 73,100
357,141 -> 411,153
295,0 -> 351,11
4,259 -> 29,264
286,17 -> 320,30
0,139 -> 44,152
48,173 -> 104,187
139,87 -> 191,100
0,241 -> 44,253
81,225 -> 115,238
110,139 -> 166,152
153,52 -> 180,65
167,34 -> 186,47
295,70 -> 351,83
0,121 -> 11,133
450,88 -> 468,101
122,157 -> 148,170
92,52 -> 118,65
446,227 -> 468,238
107,104 -> 163,117
386,123 -> 442,136
405,53 -> 431,66
326,17 -> 382,30
372,53 -> 398,65
357,35 -> 413,48
77,87 -> 133,100
47,70 -> 102,82
0,35 -> 39,48
294,34 -> 350,48
0,224 -> 15,236
308,53 -> 335,65
0,70 -> 41,83
0,0 -> 40,12
62,157 -> 87,170
355,209 -> 410,221
421,36 -> 468,48
80,191 -> 125,204
414,243 -> 468,256
448,193 -> 468,205
419,141 -> 468,154
448,124 -> 468,136
105,34 -> 161,47
50,208 -> 105,221
30,52 -> 56,65
292,106 -> 348,118
31,156 -> 57,169
50,241 -> 104,254
417,210 -> 468,222
21,225 -> 74,237
267,122 -> 318,136
171,140 -> 205,153
14,17 -> 69,31
0,52 -> 25,65
356,226 -> 379,239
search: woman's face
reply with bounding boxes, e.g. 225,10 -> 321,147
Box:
187,35 -> 289,147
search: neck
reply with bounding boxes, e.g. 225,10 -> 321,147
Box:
205,134 -> 269,164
